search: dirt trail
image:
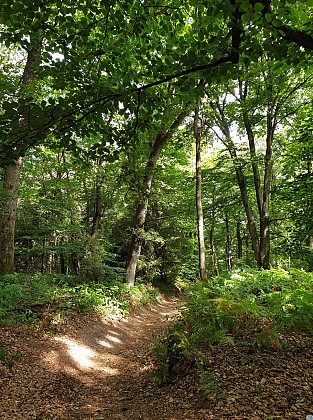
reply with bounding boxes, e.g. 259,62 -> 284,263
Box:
0,297 -> 206,420
1,297 -> 312,420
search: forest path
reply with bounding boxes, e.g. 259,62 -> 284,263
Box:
0,296 -> 208,420
2,296 -> 312,419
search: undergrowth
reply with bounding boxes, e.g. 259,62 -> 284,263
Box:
0,273 -> 158,327
151,268 -> 313,389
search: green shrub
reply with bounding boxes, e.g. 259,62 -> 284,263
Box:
0,349 -> 21,371
152,268 -> 313,388
0,273 -> 158,326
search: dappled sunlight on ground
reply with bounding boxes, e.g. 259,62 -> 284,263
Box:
53,337 -> 98,369
1,297 -> 192,419
38,297 -> 183,389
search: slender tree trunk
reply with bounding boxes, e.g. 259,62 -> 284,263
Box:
0,43 -> 40,274
259,110 -> 274,269
91,183 -> 115,237
236,221 -> 243,259
306,161 -> 313,249
217,120 -> 261,266
91,183 -> 102,237
239,79 -> 263,215
90,137 -> 117,237
245,226 -> 250,264
225,214 -> 233,270
60,252 -> 66,274
193,98 -> 208,282
239,77 -> 277,270
125,110 -> 189,286
306,236 -> 313,249
209,223 -> 218,277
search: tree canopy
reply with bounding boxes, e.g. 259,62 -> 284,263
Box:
0,0 -> 312,281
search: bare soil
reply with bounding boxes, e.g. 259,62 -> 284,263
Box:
0,296 -> 312,420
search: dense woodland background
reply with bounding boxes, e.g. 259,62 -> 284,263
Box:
0,0 -> 312,285
0,3 -> 313,414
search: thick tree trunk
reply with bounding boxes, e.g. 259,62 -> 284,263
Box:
0,43 -> 40,274
193,98 -> 208,282
125,137 -> 163,287
125,200 -> 149,287
125,110 -> 189,286
0,158 -> 23,274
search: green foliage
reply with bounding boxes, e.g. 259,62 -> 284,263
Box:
0,348 -> 21,371
0,0 -> 312,293
79,237 -> 125,283
210,268 -> 313,335
199,372 -> 224,399
0,273 -> 158,326
152,268 -> 313,387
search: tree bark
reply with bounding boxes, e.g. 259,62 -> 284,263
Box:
214,116 -> 261,266
259,108 -> 274,269
209,223 -> 218,277
306,161 -> 313,249
0,158 -> 23,274
239,79 -> 263,215
236,221 -> 243,259
0,43 -> 40,274
91,182 -> 103,237
225,214 -> 233,270
239,78 -> 275,269
193,98 -> 208,282
125,109 -> 189,286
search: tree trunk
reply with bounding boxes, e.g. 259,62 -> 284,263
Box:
217,120 -> 261,266
0,43 -> 40,274
225,214 -> 233,270
259,109 -> 274,269
239,79 -> 263,215
236,221 -> 243,259
209,223 -> 218,277
91,183 -> 102,237
193,98 -> 208,282
0,158 -> 23,274
306,161 -> 313,250
125,200 -> 149,287
125,109 -> 190,286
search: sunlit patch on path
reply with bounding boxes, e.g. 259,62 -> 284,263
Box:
0,297 -> 189,419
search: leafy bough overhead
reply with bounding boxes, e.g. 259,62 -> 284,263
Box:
0,0 -> 313,164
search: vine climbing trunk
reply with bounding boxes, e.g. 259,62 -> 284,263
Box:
193,98 -> 208,282
0,42 -> 40,275
125,109 -> 189,287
